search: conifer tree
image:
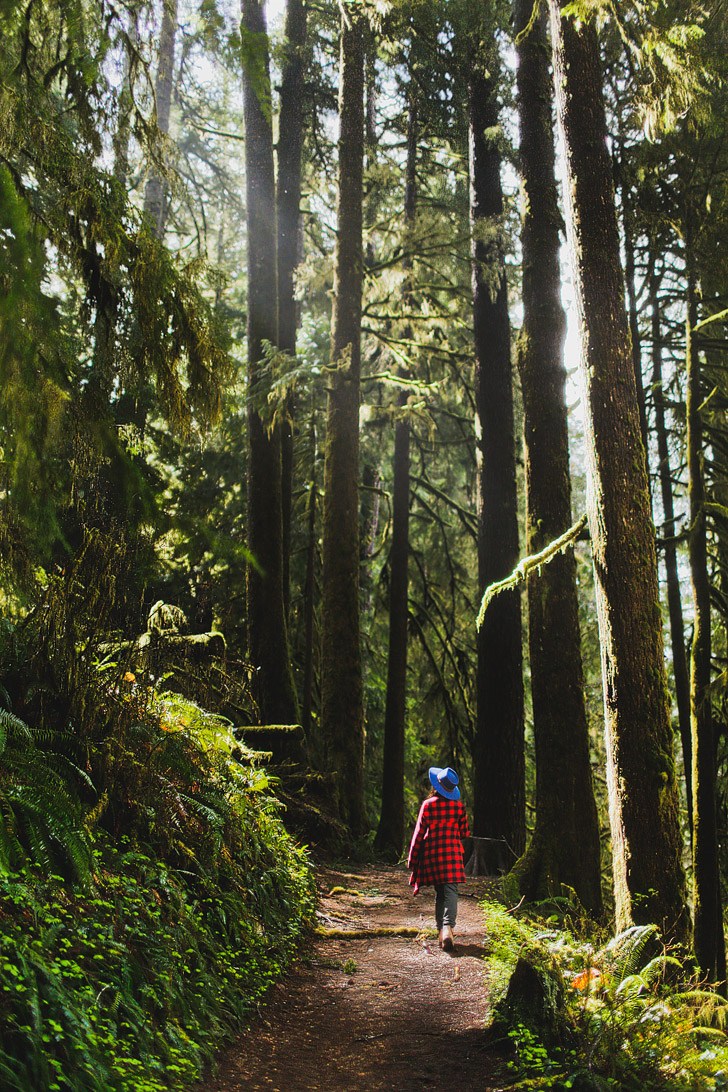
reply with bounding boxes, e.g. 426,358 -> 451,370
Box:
686,244 -> 725,979
320,2 -> 368,834
144,0 -> 178,239
241,0 -> 299,725
277,0 -> 308,618
469,33 -> 525,863
548,0 -> 689,941
375,77 -> 417,860
510,0 -> 601,914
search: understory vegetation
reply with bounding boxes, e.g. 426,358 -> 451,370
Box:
0,639 -> 315,1092
487,898 -> 728,1092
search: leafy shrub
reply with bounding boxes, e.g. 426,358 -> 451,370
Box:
0,687 -> 315,1092
496,907 -> 728,1092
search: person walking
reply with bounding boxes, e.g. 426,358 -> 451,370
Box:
407,766 -> 470,952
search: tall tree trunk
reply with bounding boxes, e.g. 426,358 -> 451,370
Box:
364,30 -> 377,273
360,463 -> 382,616
242,0 -> 299,726
548,0 -> 689,942
618,167 -> 650,462
374,85 -> 417,860
320,5 -> 367,835
301,418 -> 318,741
113,11 -> 139,190
359,36 -> 381,622
87,10 -> 143,421
687,246 -> 724,979
277,0 -> 307,620
470,56 -> 525,862
650,270 -> 692,835
144,0 -> 178,239
509,1 -> 602,915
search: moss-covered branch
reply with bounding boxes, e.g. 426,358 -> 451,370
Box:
476,515 -> 588,630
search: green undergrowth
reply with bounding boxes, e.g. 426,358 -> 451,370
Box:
485,898 -> 728,1092
0,687 -> 316,1092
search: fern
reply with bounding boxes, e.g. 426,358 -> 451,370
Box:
0,707 -> 32,753
679,989 -> 728,1029
0,647 -> 315,1090
605,923 -> 661,983
614,973 -> 650,1000
0,705 -> 93,882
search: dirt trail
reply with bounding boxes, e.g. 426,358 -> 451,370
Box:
202,864 -> 508,1092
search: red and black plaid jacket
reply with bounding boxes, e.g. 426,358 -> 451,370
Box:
407,794 -> 470,894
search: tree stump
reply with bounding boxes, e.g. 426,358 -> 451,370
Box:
498,954 -> 565,1045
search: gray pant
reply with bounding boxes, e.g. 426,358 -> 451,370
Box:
435,883 -> 458,929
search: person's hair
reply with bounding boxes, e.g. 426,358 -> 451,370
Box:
428,787 -> 438,799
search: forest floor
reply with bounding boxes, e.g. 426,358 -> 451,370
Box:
199,863 -> 509,1092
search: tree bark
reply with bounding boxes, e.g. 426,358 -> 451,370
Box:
320,6 -> 367,835
277,0 -> 308,620
242,0 -> 299,726
649,270 -> 692,836
360,462 -> 382,616
144,0 -> 177,239
509,1 -> 602,915
86,10 -> 143,420
686,249 -> 725,979
375,85 -> 417,860
113,11 -> 139,190
548,0 -> 689,942
301,420 -> 318,742
359,36 -> 381,623
618,167 -> 650,465
470,56 -> 525,862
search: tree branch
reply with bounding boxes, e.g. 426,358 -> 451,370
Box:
476,514 -> 589,629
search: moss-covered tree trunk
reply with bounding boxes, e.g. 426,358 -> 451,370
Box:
113,11 -> 138,190
374,86 -> 417,860
276,0 -> 307,620
320,7 -> 367,835
548,0 -> 689,942
143,0 -> 177,239
242,0 -> 298,725
686,255 -> 725,979
301,417 -> 318,742
650,270 -> 692,835
360,463 -> 382,617
470,56 -> 525,862
87,10 -> 144,420
618,167 -> 649,464
359,43 -> 382,626
510,1 -> 601,915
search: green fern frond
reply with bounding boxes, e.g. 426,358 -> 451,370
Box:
606,923 -> 661,982
680,989 -> 723,1004
42,751 -> 95,794
23,815 -> 54,875
182,796 -> 227,830
0,707 -> 32,752
679,989 -> 728,1029
615,972 -> 648,999
0,799 -> 24,868
640,954 -> 684,984
0,705 -> 92,880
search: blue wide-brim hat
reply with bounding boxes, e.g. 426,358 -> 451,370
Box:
429,766 -> 460,801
